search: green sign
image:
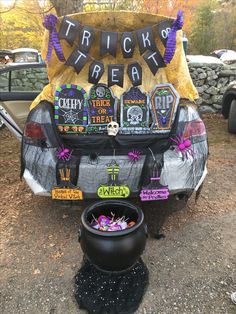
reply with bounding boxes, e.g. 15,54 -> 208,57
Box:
97,185 -> 130,198
97,160 -> 130,199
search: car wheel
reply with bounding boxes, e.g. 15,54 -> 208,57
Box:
228,99 -> 236,133
0,118 -> 5,130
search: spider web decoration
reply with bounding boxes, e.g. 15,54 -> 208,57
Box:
75,258 -> 149,314
61,109 -> 80,124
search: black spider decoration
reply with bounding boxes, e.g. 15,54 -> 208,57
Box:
88,152 -> 100,164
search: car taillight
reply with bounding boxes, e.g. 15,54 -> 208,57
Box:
184,119 -> 207,139
24,122 -> 46,140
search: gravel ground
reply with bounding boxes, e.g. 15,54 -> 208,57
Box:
0,115 -> 236,314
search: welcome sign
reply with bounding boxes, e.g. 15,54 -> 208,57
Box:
54,84 -> 88,133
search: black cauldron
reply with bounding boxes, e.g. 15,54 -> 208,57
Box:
79,200 -> 147,272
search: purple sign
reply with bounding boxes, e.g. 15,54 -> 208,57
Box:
140,177 -> 169,201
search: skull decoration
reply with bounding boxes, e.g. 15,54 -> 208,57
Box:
96,86 -> 105,98
107,121 -> 119,136
127,106 -> 143,125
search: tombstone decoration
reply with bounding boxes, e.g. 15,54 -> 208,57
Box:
87,84 -> 118,133
120,87 -> 150,134
54,84 -> 88,134
97,160 -> 130,199
150,83 -> 180,133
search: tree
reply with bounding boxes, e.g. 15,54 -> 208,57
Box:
190,0 -> 217,54
0,0 -> 53,50
50,0 -> 84,16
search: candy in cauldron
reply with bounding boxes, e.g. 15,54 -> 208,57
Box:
79,200 -> 147,272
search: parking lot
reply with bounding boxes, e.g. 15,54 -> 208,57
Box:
0,115 -> 236,314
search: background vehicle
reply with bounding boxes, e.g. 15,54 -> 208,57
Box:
0,63 -> 48,139
11,48 -> 40,64
0,117 -> 5,129
222,80 -> 236,133
211,49 -> 236,64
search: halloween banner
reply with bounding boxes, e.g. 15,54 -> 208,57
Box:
44,11 -> 183,84
157,20 -> 173,47
88,60 -> 105,84
79,26 -> 95,52
136,27 -> 156,54
100,31 -> 118,57
108,64 -> 125,88
127,62 -> 142,86
66,48 -> 90,74
59,16 -> 80,46
143,49 -> 166,76
121,32 -> 136,58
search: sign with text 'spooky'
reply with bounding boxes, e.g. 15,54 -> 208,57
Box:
87,84 -> 117,133
54,84 -> 88,133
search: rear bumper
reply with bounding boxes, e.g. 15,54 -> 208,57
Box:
23,140 -> 208,198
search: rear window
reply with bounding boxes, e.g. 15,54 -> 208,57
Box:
10,67 -> 48,92
13,52 -> 38,63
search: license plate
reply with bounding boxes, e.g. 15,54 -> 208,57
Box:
52,188 -> 83,200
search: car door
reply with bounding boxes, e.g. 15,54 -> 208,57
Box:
0,64 -> 48,140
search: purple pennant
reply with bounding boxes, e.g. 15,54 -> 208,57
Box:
164,10 -> 184,64
43,14 -> 65,62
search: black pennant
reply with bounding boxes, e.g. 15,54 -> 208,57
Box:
66,48 -> 90,74
121,32 -> 136,58
59,16 -> 80,46
143,49 -> 166,76
79,26 -> 95,53
157,20 -> 173,47
88,60 -> 104,84
127,62 -> 142,86
136,27 -> 156,54
100,31 -> 118,57
108,64 -> 124,88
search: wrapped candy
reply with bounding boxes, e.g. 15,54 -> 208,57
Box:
90,212 -> 136,231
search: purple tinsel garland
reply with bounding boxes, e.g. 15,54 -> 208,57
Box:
43,14 -> 65,62
164,10 -> 184,64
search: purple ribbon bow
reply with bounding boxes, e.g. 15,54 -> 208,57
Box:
43,14 -> 65,62
164,10 -> 184,64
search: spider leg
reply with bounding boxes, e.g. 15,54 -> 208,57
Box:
170,137 -> 179,145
